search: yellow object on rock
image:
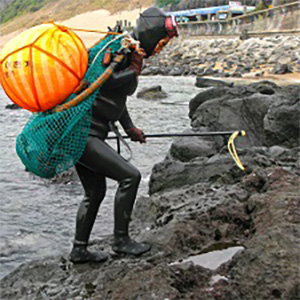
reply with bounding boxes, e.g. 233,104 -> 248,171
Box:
0,23 -> 88,112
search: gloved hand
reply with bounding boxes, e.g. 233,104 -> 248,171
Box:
129,48 -> 146,76
125,127 -> 146,143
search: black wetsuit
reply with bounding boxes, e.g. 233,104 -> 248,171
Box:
71,6 -> 175,259
74,55 -> 140,245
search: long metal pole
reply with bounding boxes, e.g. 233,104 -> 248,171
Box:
106,131 -> 244,139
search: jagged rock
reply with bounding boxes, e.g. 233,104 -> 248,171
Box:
264,85 -> 300,148
136,85 -> 168,100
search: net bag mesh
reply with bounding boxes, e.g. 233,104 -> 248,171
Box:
16,34 -> 124,178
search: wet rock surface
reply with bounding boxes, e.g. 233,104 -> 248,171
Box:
136,85 -> 168,100
0,81 -> 299,300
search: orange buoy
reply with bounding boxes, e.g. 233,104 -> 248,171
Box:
0,23 -> 88,112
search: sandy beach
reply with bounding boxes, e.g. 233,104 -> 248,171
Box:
0,7 -> 146,50
60,8 -> 145,47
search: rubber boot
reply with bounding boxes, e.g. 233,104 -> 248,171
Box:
112,231 -> 151,255
69,243 -> 109,263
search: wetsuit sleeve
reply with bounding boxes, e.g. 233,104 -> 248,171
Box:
119,106 -> 135,130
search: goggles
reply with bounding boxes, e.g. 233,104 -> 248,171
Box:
165,15 -> 179,38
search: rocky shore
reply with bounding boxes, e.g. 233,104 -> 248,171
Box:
142,35 -> 300,80
1,79 -> 299,300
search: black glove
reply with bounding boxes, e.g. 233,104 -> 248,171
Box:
125,127 -> 146,143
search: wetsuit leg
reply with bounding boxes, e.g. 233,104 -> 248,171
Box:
78,136 -> 141,237
77,136 -> 151,255
69,163 -> 109,263
74,163 -> 106,245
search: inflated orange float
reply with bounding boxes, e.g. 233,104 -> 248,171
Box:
0,23 -> 88,112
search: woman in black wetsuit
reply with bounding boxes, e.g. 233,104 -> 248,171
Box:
69,7 -> 178,263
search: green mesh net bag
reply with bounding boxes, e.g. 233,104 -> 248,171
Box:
16,33 -> 125,178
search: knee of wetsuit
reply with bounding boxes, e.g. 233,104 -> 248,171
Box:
120,169 -> 141,187
132,169 -> 141,185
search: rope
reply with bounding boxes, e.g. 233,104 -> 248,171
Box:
44,21 -> 123,35
90,33 -> 126,66
227,130 -> 246,171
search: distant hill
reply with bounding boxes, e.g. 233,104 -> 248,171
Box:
0,0 -> 154,35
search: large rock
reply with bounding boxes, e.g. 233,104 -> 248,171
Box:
264,85 -> 300,148
195,77 -> 234,88
190,85 -> 275,148
189,81 -> 299,149
136,85 -> 168,100
170,130 -> 218,162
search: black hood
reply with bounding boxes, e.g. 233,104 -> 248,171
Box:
132,7 -> 169,58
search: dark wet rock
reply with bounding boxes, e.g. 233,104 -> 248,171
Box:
190,67 -> 206,76
191,91 -> 273,148
189,87 -> 230,118
168,66 -> 185,76
149,81 -> 299,194
264,87 -> 300,148
5,103 -> 21,109
136,85 -> 168,100
231,71 -> 243,78
195,77 -> 234,88
248,80 -> 277,95
271,63 -> 293,74
217,170 -> 299,300
170,130 -> 218,162
190,81 -> 299,149
140,66 -> 162,75
226,60 -> 235,69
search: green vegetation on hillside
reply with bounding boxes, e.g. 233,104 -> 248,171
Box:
0,0 -> 53,24
155,0 -> 179,7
